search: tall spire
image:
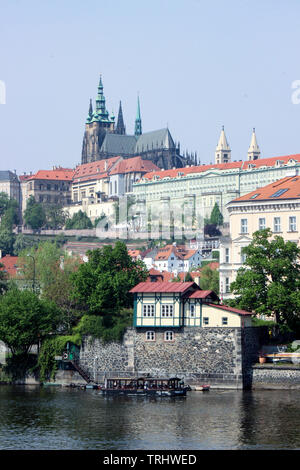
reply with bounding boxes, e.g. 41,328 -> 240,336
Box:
116,100 -> 126,135
248,128 -> 260,161
86,98 -> 93,123
215,126 -> 231,164
135,95 -> 142,136
94,74 -> 110,122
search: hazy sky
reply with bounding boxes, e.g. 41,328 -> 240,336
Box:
1,0 -> 300,175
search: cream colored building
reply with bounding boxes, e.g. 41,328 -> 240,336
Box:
130,281 -> 253,332
219,175 -> 300,300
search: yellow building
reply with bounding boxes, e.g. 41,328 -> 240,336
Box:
130,281 -> 252,335
219,175 -> 300,300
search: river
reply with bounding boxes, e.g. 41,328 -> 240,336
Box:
0,385 -> 299,450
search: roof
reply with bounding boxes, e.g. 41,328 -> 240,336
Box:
109,156 -> 159,175
0,255 -> 19,278
135,128 -> 175,153
230,176 -> 300,203
154,244 -> 200,261
0,171 -> 19,182
139,153 -> 300,183
73,157 -> 120,182
28,168 -> 74,181
100,134 -> 137,154
129,281 -> 197,293
187,290 -> 219,301
207,303 -> 253,316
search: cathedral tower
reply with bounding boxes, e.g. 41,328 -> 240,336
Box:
247,128 -> 260,161
215,126 -> 231,164
134,95 -> 142,136
81,76 -> 115,164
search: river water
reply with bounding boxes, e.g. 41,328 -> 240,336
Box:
0,385 -> 299,450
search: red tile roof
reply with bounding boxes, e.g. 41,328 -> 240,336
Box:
0,255 -> 19,278
109,156 -> 159,175
230,176 -> 300,203
140,153 -> 300,182
188,290 -> 218,299
73,157 -> 120,182
29,168 -> 74,181
129,281 -> 197,293
208,303 -> 253,316
154,244 -> 200,261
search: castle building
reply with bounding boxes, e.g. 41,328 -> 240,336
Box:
81,76 -> 189,170
219,175 -> 300,301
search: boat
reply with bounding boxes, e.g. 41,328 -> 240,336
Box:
194,384 -> 210,391
100,376 -> 187,397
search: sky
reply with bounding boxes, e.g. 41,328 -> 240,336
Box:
1,0 -> 300,175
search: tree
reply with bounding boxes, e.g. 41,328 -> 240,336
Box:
230,229 -> 300,331
70,241 -> 148,316
200,265 -> 219,294
44,204 -> 69,229
0,263 -> 8,295
0,289 -> 61,357
65,210 -> 93,229
210,202 -> 223,226
24,196 -> 46,230
0,229 -> 15,255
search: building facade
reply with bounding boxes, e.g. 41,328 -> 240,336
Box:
0,171 -> 21,207
219,175 -> 300,300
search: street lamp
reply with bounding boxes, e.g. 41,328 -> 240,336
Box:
26,254 -> 36,293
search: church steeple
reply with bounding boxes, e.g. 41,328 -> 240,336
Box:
94,75 -> 110,122
116,101 -> 126,135
135,95 -> 142,136
86,98 -> 93,123
248,128 -> 260,161
215,126 -> 231,164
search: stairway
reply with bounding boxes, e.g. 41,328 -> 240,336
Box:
70,359 -> 94,384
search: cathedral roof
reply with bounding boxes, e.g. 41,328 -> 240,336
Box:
134,128 -> 174,153
100,134 -> 137,155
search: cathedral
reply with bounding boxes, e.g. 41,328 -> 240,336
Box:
81,76 -> 195,170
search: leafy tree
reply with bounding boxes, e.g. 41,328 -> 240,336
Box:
0,192 -> 10,217
200,264 -> 219,294
0,289 -> 61,356
0,229 -> 15,255
44,204 -> 69,229
230,229 -> 300,331
70,241 -> 148,316
24,196 -> 46,230
0,263 -> 8,295
65,210 -> 93,229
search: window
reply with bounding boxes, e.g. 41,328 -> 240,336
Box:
203,317 -> 209,325
225,248 -> 229,263
241,250 -> 247,264
164,331 -> 174,342
143,305 -> 155,317
250,193 -> 260,199
258,218 -> 266,230
161,305 -> 173,317
289,216 -> 297,232
146,331 -> 155,341
225,277 -> 230,293
190,304 -> 195,317
269,188 -> 288,198
222,317 -> 228,326
274,217 -> 281,233
241,219 -> 248,234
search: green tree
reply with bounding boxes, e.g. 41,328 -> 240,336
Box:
209,202 -> 223,226
70,241 -> 148,316
65,210 -> 93,229
0,229 -> 15,255
230,229 -> 300,331
200,264 -> 219,294
0,263 -> 8,295
44,204 -> 69,229
0,289 -> 61,356
24,196 -> 46,230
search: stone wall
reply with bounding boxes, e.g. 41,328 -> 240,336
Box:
251,364 -> 300,390
79,326 -> 265,389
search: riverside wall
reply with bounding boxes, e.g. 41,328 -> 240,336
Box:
79,326 -> 267,389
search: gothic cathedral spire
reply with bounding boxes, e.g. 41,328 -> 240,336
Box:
116,100 -> 126,135
135,95 -> 142,136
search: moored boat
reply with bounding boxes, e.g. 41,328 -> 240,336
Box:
100,376 -> 187,397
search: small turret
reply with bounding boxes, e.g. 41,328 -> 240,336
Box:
215,126 -> 231,164
248,128 -> 260,160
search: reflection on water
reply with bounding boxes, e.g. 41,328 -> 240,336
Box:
0,386 -> 299,450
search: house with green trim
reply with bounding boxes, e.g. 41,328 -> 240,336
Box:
129,281 -> 252,337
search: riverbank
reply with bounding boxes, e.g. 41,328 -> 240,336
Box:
251,363 -> 300,390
